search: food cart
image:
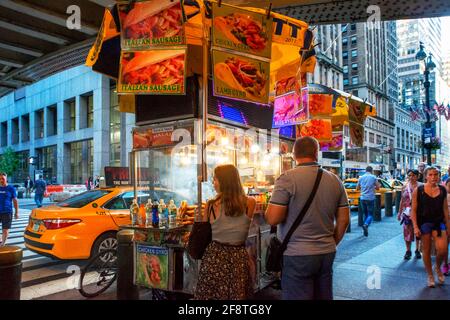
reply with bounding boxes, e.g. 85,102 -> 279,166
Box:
85,0 -> 324,297
122,117 -> 295,295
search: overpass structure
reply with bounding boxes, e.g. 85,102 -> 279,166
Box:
0,0 -> 449,97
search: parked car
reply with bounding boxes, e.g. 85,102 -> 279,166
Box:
343,178 -> 395,208
24,186 -> 192,260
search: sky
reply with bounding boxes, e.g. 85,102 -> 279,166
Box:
442,16 -> 450,54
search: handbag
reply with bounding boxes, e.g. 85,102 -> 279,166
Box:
265,168 -> 323,273
187,202 -> 215,260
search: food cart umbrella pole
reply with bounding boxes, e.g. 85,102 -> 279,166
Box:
198,4 -> 210,211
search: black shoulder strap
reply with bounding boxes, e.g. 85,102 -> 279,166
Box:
279,168 -> 323,253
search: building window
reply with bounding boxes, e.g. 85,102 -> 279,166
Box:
37,146 -> 57,183
343,38 -> 348,46
352,76 -> 359,85
351,49 -> 357,58
350,23 -> 356,30
351,36 -> 357,44
343,51 -> 348,59
376,135 -> 381,144
343,65 -> 348,74
87,95 -> 94,128
21,115 -> 30,143
70,142 -> 83,184
110,87 -> 121,167
0,122 -> 6,147
46,105 -> 57,137
12,118 -> 19,145
352,63 -> 358,70
343,78 -> 349,86
35,109 -> 44,139
65,100 -> 76,132
369,132 -> 374,143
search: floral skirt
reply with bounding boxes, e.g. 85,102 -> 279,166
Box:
402,215 -> 415,242
194,241 -> 252,300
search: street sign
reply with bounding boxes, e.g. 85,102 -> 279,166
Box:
423,127 -> 435,144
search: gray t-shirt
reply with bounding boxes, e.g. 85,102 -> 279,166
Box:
270,163 -> 349,256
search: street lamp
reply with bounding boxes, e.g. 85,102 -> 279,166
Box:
415,42 -> 436,166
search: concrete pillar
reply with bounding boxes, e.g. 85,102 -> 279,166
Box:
93,75 -> 110,177
43,107 -> 48,139
121,112 -> 135,167
7,119 -> 12,146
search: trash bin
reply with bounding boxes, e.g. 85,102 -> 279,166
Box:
117,229 -> 139,300
0,246 -> 23,300
384,192 -> 393,217
374,193 -> 382,221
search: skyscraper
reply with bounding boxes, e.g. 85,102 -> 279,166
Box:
342,21 -> 396,176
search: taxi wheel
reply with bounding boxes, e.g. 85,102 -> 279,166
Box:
91,232 -> 118,258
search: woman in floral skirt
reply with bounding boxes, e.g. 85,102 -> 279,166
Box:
397,169 -> 422,260
194,164 -> 256,300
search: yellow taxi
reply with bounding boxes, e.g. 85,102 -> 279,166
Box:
389,179 -> 404,192
343,178 -> 395,208
24,186 -> 190,260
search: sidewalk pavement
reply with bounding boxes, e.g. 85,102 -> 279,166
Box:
30,208 -> 450,300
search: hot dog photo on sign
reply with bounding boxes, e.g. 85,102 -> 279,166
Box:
119,0 -> 185,49
119,49 -> 186,94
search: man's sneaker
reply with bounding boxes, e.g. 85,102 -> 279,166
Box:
415,250 -> 422,259
404,250 -> 412,260
442,263 -> 449,276
362,224 -> 368,237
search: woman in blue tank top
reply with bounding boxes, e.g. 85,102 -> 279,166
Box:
411,166 -> 449,288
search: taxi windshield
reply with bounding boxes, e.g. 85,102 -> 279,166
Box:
58,190 -> 111,208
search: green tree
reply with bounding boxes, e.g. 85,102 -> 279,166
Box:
0,147 -> 19,177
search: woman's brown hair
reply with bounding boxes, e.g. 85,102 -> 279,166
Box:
213,164 -> 247,217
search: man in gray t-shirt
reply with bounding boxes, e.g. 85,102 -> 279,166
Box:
265,137 -> 349,300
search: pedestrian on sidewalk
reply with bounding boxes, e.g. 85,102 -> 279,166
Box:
0,173 -> 19,246
442,179 -> 450,276
441,165 -> 450,184
411,166 -> 449,288
194,164 -> 256,300
356,166 -> 380,237
265,137 -> 349,300
417,162 -> 426,183
34,175 -> 47,208
24,176 -> 33,198
398,169 -> 422,260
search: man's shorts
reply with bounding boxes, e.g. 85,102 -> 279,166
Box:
420,222 -> 447,235
0,213 -> 12,230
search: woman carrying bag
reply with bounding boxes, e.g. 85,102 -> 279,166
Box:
194,164 -> 256,300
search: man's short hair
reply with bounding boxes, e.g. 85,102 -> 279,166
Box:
366,166 -> 373,173
0,172 -> 7,177
293,137 -> 319,159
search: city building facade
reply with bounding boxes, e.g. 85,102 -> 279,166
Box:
397,18 -> 450,169
342,21 -> 397,177
0,65 -> 134,184
309,24 -> 345,173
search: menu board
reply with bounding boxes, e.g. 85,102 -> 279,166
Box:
349,122 -> 364,147
309,94 -> 334,117
119,49 -> 186,94
212,50 -> 270,104
272,91 -> 308,128
134,244 -> 169,290
296,118 -> 332,142
348,99 -> 367,124
320,132 -> 344,152
275,76 -> 300,97
212,3 -> 273,59
118,0 -> 185,50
